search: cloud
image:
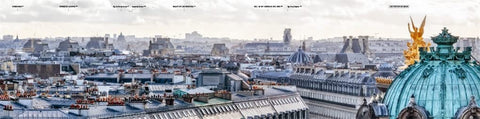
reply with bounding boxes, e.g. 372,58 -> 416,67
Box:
0,0 -> 478,39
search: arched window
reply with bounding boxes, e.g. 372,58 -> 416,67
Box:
356,99 -> 374,119
398,107 -> 429,119
456,96 -> 480,119
398,95 -> 429,119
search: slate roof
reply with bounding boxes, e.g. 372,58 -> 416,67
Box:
287,48 -> 312,64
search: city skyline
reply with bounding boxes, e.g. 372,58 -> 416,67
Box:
0,0 -> 479,40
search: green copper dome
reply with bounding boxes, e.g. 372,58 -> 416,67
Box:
383,28 -> 480,118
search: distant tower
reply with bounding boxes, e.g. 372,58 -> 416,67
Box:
117,32 -> 126,42
474,37 -> 479,57
266,41 -> 270,52
104,37 -> 109,49
341,36 -> 370,56
359,36 -> 371,57
14,35 -> 19,42
341,36 -> 353,53
302,40 -> 306,51
283,28 -> 292,45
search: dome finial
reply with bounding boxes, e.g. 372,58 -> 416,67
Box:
362,98 -> 367,105
431,27 -> 458,46
469,96 -> 477,107
409,94 -> 416,106
376,93 -> 383,102
370,93 -> 378,103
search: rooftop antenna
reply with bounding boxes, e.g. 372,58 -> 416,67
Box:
59,0 -> 79,14
284,0 -> 301,13
131,0 -> 147,12
112,0 -> 147,13
171,0 -> 196,11
11,0 -> 24,11
111,0 -> 129,11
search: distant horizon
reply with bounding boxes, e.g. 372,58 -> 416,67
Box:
3,31 -> 477,42
0,33 -> 418,41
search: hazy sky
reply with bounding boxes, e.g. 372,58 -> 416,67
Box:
0,0 -> 479,40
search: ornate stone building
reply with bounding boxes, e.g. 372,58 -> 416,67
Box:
57,38 -> 81,53
237,28 -> 297,55
22,39 -> 48,56
117,32 -> 126,42
143,37 -> 175,56
283,28 -> 292,46
86,37 -> 113,50
357,28 -> 480,119
211,43 -> 229,56
287,48 -> 312,64
258,65 -> 378,118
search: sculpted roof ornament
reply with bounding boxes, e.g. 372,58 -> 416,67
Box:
431,27 -> 459,46
469,96 -> 477,107
415,28 -> 472,61
408,95 -> 416,106
455,96 -> 480,119
384,28 -> 480,118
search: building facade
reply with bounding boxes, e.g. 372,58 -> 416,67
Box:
357,28 -> 480,119
211,43 -> 229,56
143,37 -> 175,56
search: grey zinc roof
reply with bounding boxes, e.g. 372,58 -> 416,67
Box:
58,39 -> 79,51
156,73 -> 175,79
325,72 -> 374,84
335,53 -> 369,64
18,110 -> 70,118
287,48 -> 312,64
148,84 -> 188,92
244,42 -> 285,48
93,88 -> 304,119
178,87 -> 214,94
316,53 -> 337,62
259,71 -> 290,79
23,39 -> 41,49
370,103 -> 389,117
227,74 -> 243,81
86,37 -> 105,49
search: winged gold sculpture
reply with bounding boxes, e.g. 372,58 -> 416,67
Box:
402,16 -> 431,68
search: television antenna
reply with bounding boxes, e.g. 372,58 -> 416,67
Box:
110,0 -> 148,13
11,0 -> 25,11
59,0 -> 79,13
172,0 -> 197,11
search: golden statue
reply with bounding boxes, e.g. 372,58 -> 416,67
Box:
402,16 -> 431,69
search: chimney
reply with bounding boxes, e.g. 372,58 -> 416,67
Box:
105,37 -> 109,49
30,39 -> 34,49
182,94 -> 194,103
341,36 -> 353,53
361,36 -> 370,56
195,93 -> 210,103
215,90 -> 232,100
117,70 -> 124,83
151,70 -> 157,83
302,41 -> 306,51
165,96 -> 175,106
